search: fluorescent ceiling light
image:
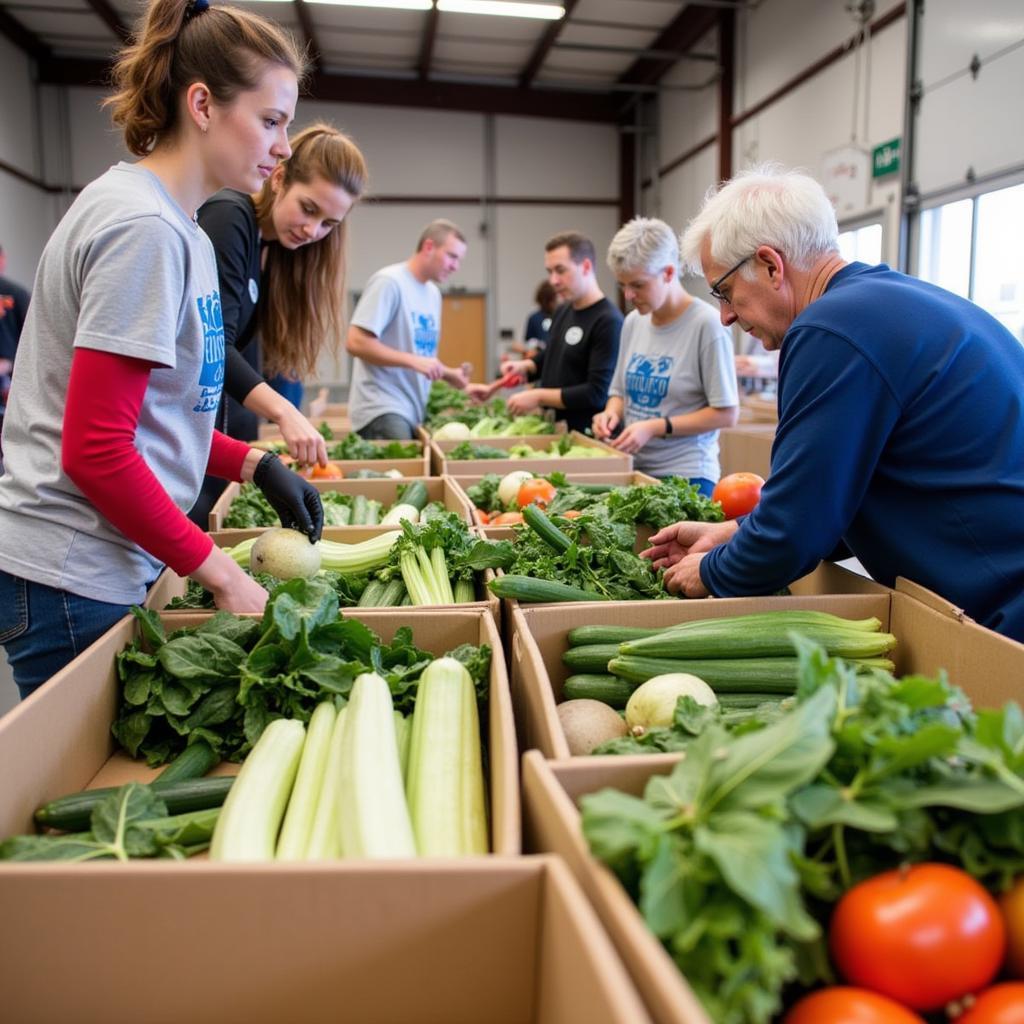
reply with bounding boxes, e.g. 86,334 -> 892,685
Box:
304,0 -> 432,9
437,0 -> 564,19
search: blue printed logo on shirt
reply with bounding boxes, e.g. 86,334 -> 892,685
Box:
412,312 -> 438,357
194,291 -> 225,413
625,352 -> 674,411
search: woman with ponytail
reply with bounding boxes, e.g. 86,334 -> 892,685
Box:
0,0 -> 322,700
188,123 -> 367,522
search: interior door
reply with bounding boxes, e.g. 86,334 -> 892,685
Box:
440,293 -> 487,377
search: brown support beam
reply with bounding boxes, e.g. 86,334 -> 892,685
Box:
618,4 -> 719,90
84,0 -> 130,43
0,7 -> 50,61
418,2 -> 440,80
293,0 -> 321,72
519,0 -> 579,89
717,6 -> 734,182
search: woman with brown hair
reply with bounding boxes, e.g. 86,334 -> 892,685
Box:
198,123 -> 368,469
0,0 -> 322,699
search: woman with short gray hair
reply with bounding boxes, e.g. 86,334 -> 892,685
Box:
594,217 -> 739,494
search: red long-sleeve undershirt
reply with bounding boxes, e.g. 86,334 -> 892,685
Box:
61,347 -> 251,576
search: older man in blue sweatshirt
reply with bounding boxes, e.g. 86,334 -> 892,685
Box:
644,165 -> 1024,642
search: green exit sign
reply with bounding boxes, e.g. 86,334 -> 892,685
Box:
872,138 -> 901,178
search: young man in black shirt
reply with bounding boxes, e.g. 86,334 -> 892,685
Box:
501,232 -> 623,433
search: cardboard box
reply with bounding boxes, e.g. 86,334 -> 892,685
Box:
509,563 -> 892,759
257,414 -> 351,440
447,470 -> 660,528
718,425 -> 775,479
520,589 -> 1024,1024
737,393 -> 778,423
0,607 -> 518,855
145,527 -> 500,623
251,437 -> 430,477
208,476 -> 472,532
430,431 -> 631,476
0,854 -> 653,1024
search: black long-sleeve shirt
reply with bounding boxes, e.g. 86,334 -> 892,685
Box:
532,296 -> 623,433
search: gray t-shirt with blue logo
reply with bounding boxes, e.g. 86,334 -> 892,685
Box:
348,262 -> 441,431
0,162 -> 224,604
609,299 -> 738,479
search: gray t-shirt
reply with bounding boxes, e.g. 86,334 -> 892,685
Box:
609,299 -> 738,479
348,262 -> 441,430
0,163 -> 224,604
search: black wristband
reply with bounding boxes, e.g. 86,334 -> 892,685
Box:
252,450 -> 279,488
663,416 -> 674,436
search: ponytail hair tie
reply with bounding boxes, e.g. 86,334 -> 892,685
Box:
184,0 -> 210,23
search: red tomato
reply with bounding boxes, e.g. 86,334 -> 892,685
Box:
308,462 -> 343,480
784,987 -> 926,1024
516,478 -> 557,509
1000,877 -> 1024,977
475,509 -> 491,524
958,984 -> 1024,1024
829,863 -> 1006,1011
712,472 -> 765,518
489,511 -> 525,526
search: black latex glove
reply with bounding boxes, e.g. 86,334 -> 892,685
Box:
252,452 -> 324,543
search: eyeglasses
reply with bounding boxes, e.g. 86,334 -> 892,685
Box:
709,254 -> 752,304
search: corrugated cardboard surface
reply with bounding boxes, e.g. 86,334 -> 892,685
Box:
208,476 -> 471,531
430,431 -> 631,476
257,414 -> 350,439
718,425 -> 775,479
520,589 -> 1024,1024
0,856 -> 652,1024
0,608 -> 518,854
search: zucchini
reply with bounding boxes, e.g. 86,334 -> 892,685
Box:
380,578 -> 408,606
567,625 -> 661,647
351,494 -> 369,525
34,776 -> 235,833
398,481 -> 430,511
357,579 -> 387,607
562,644 -> 620,673
488,575 -> 609,603
563,674 -> 634,708
154,740 -> 218,783
522,503 -> 573,553
609,656 -> 805,693
381,502 -> 420,527
364,499 -> 382,525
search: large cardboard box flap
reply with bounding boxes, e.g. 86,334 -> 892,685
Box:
431,430 -> 630,476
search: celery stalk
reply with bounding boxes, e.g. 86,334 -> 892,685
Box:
415,545 -> 440,603
304,707 -> 348,860
430,546 -> 455,603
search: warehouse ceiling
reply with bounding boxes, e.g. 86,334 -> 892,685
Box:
0,0 -> 732,122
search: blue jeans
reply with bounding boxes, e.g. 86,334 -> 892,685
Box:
0,570 -> 132,701
689,477 -> 715,498
357,413 -> 416,440
267,374 -> 304,410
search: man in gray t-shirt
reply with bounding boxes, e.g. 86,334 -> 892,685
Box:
347,220 -> 471,438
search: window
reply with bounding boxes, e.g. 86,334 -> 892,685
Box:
837,221 -> 883,265
916,182 -> 1024,344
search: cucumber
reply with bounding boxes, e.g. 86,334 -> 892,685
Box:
351,494 -> 369,525
562,644 -> 620,673
608,656 -> 803,693
398,481 -> 429,511
154,740 -> 218,783
380,579 -> 407,607
357,579 -> 387,607
567,625 -> 661,647
488,576 -> 610,603
563,674 -> 634,708
364,499 -> 381,525
522,504 -> 573,553
35,776 -> 235,833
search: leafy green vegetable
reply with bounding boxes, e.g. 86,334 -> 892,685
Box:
167,570 -> 368,611
581,637 -> 1024,1023
328,434 -> 421,461
113,578 -> 492,764
449,442 -> 510,460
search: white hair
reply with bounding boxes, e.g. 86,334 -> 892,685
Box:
606,216 -> 680,276
679,163 -> 839,279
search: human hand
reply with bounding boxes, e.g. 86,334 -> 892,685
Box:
661,553 -> 711,597
507,389 -> 541,416
192,546 -> 269,614
414,356 -> 447,381
307,386 -> 330,421
465,382 -> 494,404
641,519 -> 737,569
500,358 -> 533,378
0,358 -> 12,376
275,404 -> 329,467
592,409 -> 620,440
611,418 -> 659,453
442,363 -> 470,389
252,451 -> 325,542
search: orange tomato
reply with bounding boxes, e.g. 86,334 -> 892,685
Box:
829,863 -> 1006,1011
490,511 -> 525,526
784,988 -> 926,1024
475,509 -> 491,524
712,472 -> 765,519
516,478 -> 557,509
309,462 -> 344,480
560,509 -> 583,519
1000,877 -> 1024,977
958,984 -> 1024,1024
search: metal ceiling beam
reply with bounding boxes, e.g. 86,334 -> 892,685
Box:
618,3 -> 720,89
518,0 -> 579,89
417,1 -> 439,80
0,6 -> 50,60
83,0 -> 129,43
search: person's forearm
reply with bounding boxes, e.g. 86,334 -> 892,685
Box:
242,380 -> 300,420
660,406 -> 738,437
530,387 -> 565,410
604,396 -> 624,418
346,327 -> 418,371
